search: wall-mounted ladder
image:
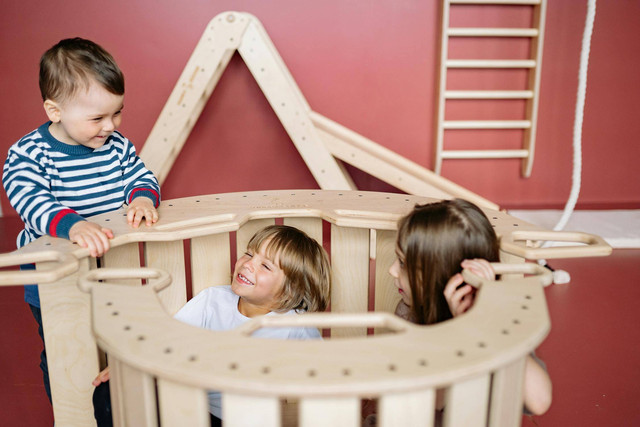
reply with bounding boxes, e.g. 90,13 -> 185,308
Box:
434,0 -> 547,177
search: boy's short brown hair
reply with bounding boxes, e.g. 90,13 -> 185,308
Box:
39,37 -> 124,103
246,225 -> 331,313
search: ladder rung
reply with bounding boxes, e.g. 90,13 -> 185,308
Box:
443,120 -> 531,129
448,28 -> 539,37
441,149 -> 529,159
449,0 -> 541,5
445,90 -> 533,99
447,59 -> 536,68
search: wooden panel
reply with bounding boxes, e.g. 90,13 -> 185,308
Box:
109,358 -> 126,427
190,232 -> 231,296
39,258 -> 98,427
374,229 -> 400,315
102,242 -> 142,285
157,379 -> 209,427
117,362 -> 158,426
330,225 -> 369,337
224,393 -> 281,427
379,389 -> 436,427
442,374 -> 491,427
299,397 -> 360,427
283,217 -> 323,247
145,240 -> 187,315
237,218 -> 275,259
488,357 -> 526,427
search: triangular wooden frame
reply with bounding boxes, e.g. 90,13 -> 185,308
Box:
140,11 -> 498,210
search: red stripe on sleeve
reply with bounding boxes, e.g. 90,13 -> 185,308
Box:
129,188 -> 160,207
49,209 -> 76,237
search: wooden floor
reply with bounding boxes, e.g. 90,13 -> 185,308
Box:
1,214 -> 638,426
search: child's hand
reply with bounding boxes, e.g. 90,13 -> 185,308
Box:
461,258 -> 495,282
443,273 -> 475,317
69,221 -> 114,257
92,367 -> 111,386
127,197 -> 158,228
443,259 -> 495,317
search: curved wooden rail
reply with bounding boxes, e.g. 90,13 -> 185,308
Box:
85,264 -> 549,425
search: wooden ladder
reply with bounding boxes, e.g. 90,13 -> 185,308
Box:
434,0 -> 547,177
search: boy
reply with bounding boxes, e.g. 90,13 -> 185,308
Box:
92,225 -> 331,426
2,37 -> 161,401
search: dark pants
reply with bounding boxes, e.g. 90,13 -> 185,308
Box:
28,303 -> 52,403
93,381 -> 221,426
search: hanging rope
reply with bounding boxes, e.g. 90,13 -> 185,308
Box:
539,0 -> 597,284
554,0 -> 597,231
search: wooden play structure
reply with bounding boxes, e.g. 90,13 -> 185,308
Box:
0,8 -> 612,427
0,190 -> 611,426
138,11 -> 498,210
434,0 -> 547,177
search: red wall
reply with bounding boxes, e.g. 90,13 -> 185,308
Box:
1,0 -> 638,215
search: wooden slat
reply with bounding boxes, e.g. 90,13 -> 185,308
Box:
443,120 -> 531,129
441,149 -> 529,159
374,229 -> 400,317
157,379 -> 209,427
114,362 -> 158,426
311,112 -> 499,210
488,357 -> 526,426
448,27 -> 538,37
109,358 -> 126,427
522,0 -> 548,177
442,374 -> 491,427
434,0 -> 452,175
145,241 -> 187,315
446,59 -> 536,68
445,90 -> 533,99
190,232 -> 231,295
39,258 -> 97,427
283,217 -> 323,247
102,242 -> 142,285
330,225 -> 369,337
224,393 -> 281,427
299,397 -> 360,427
237,218 -> 276,260
379,389 -> 436,427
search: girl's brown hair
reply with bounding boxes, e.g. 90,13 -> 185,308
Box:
39,37 -> 124,102
246,225 -> 331,313
396,199 -> 499,325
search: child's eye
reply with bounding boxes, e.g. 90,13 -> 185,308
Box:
92,117 -> 102,122
262,263 -> 271,271
244,251 -> 253,258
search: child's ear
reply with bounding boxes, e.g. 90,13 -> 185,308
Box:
43,99 -> 61,123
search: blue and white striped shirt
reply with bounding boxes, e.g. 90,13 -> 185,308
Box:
3,122 -> 160,305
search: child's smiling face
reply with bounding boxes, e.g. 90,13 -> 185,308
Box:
232,238 -> 286,317
46,79 -> 124,149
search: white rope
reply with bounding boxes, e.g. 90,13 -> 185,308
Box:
553,0 -> 597,231
539,0 -> 597,285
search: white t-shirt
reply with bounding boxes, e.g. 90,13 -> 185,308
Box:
174,285 -> 321,418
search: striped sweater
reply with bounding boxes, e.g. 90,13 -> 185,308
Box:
3,122 -> 160,304
3,121 -> 161,245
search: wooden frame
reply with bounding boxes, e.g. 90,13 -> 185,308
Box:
0,190 -> 611,426
138,11 -> 499,210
